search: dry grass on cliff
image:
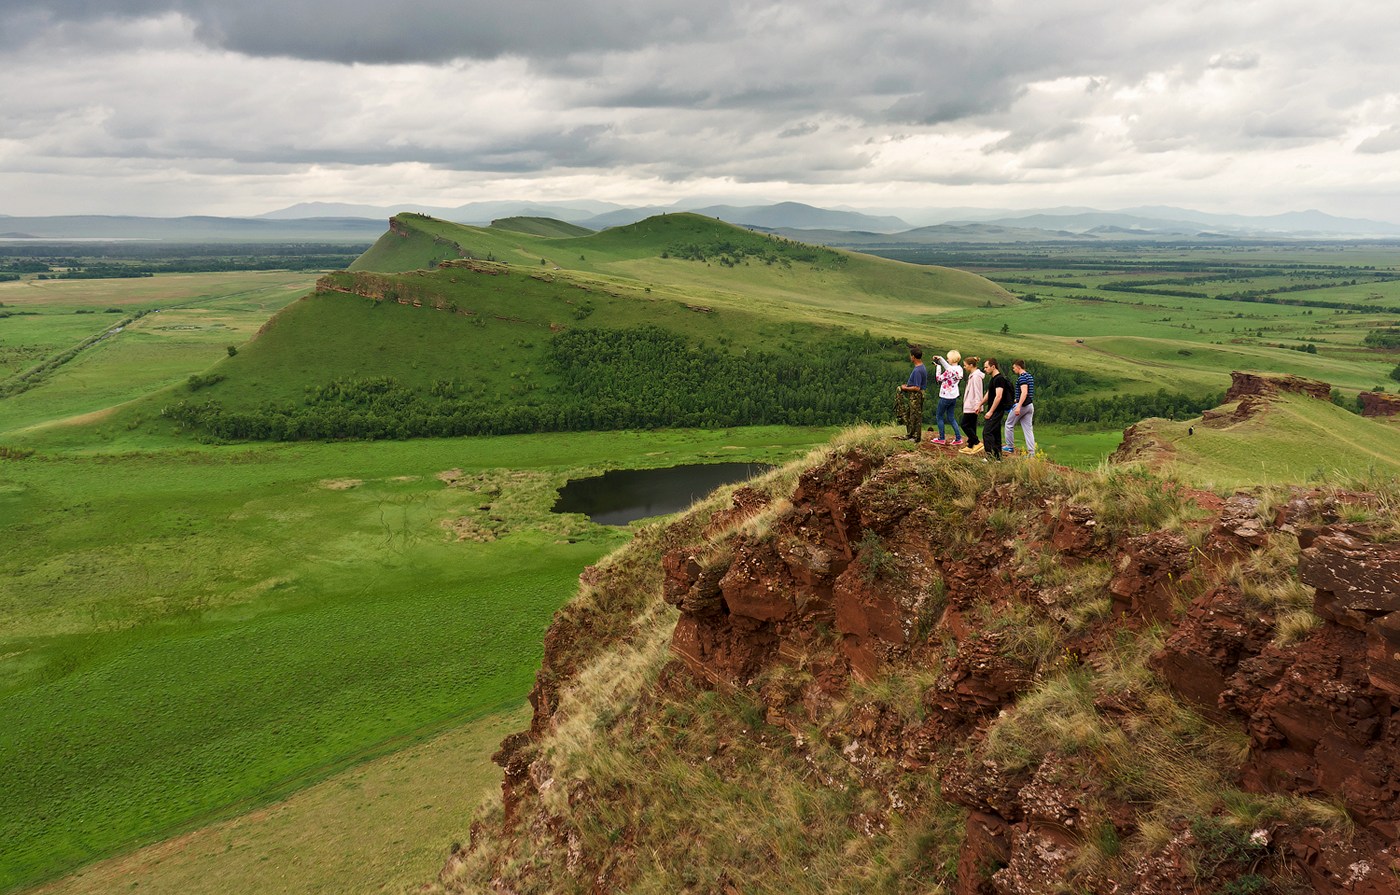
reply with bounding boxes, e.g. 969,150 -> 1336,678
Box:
446,429 -> 1373,895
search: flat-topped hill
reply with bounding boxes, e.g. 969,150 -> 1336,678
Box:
134,214 -> 1029,441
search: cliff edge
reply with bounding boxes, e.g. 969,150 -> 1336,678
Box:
438,430 -> 1400,894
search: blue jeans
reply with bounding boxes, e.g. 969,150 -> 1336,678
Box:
1003,404 -> 1036,454
936,397 -> 962,440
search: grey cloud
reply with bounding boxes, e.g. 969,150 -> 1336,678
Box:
4,0 -> 1400,218
3,0 -> 733,63
985,123 -> 1084,155
1357,127 -> 1400,154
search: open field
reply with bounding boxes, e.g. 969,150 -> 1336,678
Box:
0,425 -> 829,891
0,271 -> 316,432
868,242 -> 1400,399
31,707 -> 528,895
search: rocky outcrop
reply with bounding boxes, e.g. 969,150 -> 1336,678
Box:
1151,584 -> 1273,715
1108,530 -> 1194,620
1359,391 -> 1400,418
1299,526 -> 1400,698
1223,371 -> 1333,403
1107,421 -> 1175,465
456,443 -> 1400,895
1198,370 -> 1335,428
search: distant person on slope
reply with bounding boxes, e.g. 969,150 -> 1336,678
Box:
1002,359 -> 1037,457
930,350 -> 964,445
983,358 -> 1010,462
896,346 -> 927,442
958,355 -> 984,455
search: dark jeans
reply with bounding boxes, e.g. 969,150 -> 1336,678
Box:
984,413 -> 1006,459
960,411 -> 980,447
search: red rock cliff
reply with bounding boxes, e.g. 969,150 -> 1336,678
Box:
450,444 -> 1400,895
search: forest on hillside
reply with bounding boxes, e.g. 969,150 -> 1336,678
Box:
160,327 -> 1218,441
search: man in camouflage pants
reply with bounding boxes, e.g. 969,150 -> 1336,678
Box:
896,346 -> 928,441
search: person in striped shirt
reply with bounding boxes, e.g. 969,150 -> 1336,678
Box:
1002,359 -> 1037,456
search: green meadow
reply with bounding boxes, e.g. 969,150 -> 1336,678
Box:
0,423 -> 829,891
0,271 -> 316,433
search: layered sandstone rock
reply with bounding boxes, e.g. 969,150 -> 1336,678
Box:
1223,371 -> 1333,403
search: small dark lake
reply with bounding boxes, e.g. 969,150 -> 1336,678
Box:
552,462 -> 774,526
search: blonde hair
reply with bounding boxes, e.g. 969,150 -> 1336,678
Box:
946,349 -> 962,365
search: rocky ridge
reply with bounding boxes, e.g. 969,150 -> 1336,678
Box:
441,434 -> 1400,895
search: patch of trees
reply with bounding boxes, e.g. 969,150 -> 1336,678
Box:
661,236 -> 844,269
161,326 -> 1145,441
1041,389 -> 1224,426
994,277 -> 1087,289
186,373 -> 225,391
1101,282 -> 1209,299
1364,329 -> 1400,349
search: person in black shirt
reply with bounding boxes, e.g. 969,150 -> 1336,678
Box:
982,357 -> 1011,462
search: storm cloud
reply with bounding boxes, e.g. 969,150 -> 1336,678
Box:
1,0 -> 1397,218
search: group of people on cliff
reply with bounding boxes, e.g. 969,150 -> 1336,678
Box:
896,346 -> 1035,460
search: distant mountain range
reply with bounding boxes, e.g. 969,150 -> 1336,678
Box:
258,199 -> 911,233
4,202 -> 1399,243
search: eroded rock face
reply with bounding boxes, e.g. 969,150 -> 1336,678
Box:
1300,527 -> 1400,697
1358,391 -> 1400,418
468,445 -> 1400,895
1107,422 -> 1174,465
665,451 -> 956,685
1150,584 -> 1273,715
1223,371 -> 1333,403
1108,530 -> 1194,621
1223,622 -> 1400,842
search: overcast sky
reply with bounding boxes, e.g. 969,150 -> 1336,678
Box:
3,0 -> 1399,220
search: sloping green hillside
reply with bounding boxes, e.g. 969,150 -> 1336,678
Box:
352,212 -> 1015,323
1115,392 -> 1400,489
126,214 -> 1227,442
135,214 -> 1059,440
489,216 -> 594,238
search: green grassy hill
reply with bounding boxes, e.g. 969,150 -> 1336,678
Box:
117,213 -> 1039,441
1113,391 -> 1400,489
488,216 -> 594,238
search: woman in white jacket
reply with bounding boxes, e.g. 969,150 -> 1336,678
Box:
958,355 -> 984,454
930,350 -> 964,445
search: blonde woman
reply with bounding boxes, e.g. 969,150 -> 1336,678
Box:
930,349 -> 964,445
